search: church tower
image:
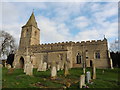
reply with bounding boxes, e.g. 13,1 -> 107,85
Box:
19,12 -> 40,49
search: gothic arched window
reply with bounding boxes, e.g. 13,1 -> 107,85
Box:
76,53 -> 82,64
95,51 -> 100,59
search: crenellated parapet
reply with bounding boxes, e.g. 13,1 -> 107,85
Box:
29,38 -> 107,53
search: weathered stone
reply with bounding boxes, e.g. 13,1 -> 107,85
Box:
64,61 -> 69,77
92,64 -> 96,79
26,62 -> 33,76
79,74 -> 85,88
51,66 -> 57,79
42,62 -> 47,71
37,60 -> 43,71
57,64 -> 60,71
86,71 -> 91,83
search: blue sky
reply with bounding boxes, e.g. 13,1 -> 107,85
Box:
0,1 -> 118,49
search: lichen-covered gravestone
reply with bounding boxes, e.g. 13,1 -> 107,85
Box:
26,61 -> 33,76
79,74 -> 85,88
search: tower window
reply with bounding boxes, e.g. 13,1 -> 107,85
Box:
95,52 -> 100,59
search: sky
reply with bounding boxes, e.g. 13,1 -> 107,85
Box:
0,1 -> 118,49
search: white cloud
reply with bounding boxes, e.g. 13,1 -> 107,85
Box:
37,16 -> 71,44
73,16 -> 89,29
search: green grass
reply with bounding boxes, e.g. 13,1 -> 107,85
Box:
2,67 -> 120,88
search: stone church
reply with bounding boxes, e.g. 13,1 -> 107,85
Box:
13,12 -> 112,69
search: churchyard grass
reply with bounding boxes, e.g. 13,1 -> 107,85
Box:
2,67 -> 120,88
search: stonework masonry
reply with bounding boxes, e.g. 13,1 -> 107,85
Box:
13,12 -> 111,69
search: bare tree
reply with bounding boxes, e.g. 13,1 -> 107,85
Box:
0,30 -> 17,60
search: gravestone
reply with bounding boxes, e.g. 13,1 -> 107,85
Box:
79,74 -> 85,88
51,61 -> 57,79
48,64 -> 51,69
37,60 -> 43,71
26,61 -> 33,76
92,64 -> 96,79
57,64 -> 60,71
42,62 -> 47,71
64,61 -> 69,77
86,71 -> 91,83
51,66 -> 57,79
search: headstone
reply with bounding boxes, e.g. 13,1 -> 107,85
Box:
48,64 -> 51,69
86,71 -> 91,83
26,62 -> 33,76
42,62 -> 47,71
57,64 -> 60,71
92,64 -> 96,79
79,74 -> 85,88
7,64 -> 11,69
37,60 -> 43,71
51,66 -> 57,79
64,61 -> 69,77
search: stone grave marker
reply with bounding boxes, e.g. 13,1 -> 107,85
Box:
26,61 -> 33,76
79,74 -> 85,88
37,60 -> 43,71
92,64 -> 96,79
42,62 -> 47,71
51,66 -> 57,79
64,61 -> 69,77
86,71 -> 91,83
57,64 -> 60,71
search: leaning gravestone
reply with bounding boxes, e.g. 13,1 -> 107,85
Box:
79,74 -> 85,88
86,71 -> 91,83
